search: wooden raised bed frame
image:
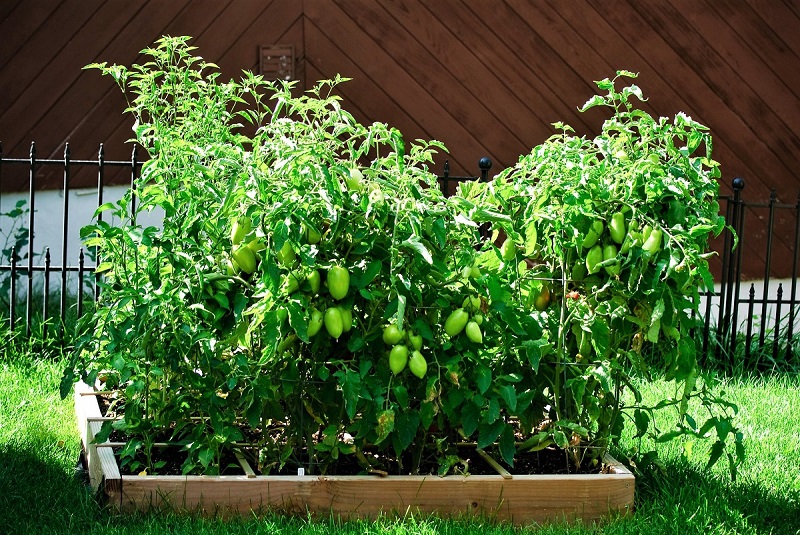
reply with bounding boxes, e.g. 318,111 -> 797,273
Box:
74,381 -> 634,525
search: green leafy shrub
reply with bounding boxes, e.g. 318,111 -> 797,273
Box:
62,39 -> 742,478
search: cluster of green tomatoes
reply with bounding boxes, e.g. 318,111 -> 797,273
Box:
382,323 -> 427,379
575,210 -> 663,282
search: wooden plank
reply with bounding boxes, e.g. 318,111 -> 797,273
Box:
74,381 -> 121,492
0,0 -> 146,162
305,0 -> 484,176
75,382 -> 633,524
328,0 -> 515,173
117,468 -> 633,523
632,0 -> 800,184
0,0 -> 105,112
0,0 -> 25,23
742,0 -> 800,57
303,23 -> 436,158
705,0 -> 800,101
378,1 -> 536,155
0,0 -> 62,71
459,0 -> 600,134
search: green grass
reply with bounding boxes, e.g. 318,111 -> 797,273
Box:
2,339 -> 799,534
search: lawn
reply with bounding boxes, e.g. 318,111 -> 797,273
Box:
1,339 -> 798,535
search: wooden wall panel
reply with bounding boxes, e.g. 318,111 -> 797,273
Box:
1,0 -> 798,278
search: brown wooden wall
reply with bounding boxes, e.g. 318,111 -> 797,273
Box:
1,0 -> 799,279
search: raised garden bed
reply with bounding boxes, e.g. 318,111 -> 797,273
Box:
75,381 -> 634,524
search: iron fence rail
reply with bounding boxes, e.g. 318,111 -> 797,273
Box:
1,144 -> 799,363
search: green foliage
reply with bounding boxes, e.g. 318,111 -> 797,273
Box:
464,70 -> 742,475
63,39 -> 742,480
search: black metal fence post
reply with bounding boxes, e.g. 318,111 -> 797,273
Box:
26,143 -> 36,338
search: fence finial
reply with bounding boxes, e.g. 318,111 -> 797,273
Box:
732,177 -> 745,191
479,157 -> 492,182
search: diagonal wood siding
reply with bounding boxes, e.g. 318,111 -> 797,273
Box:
1,0 -> 798,278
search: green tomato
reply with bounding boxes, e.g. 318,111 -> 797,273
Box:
571,261 -> 587,282
276,241 -> 296,266
306,270 -> 321,295
230,216 -> 251,245
389,344 -> 409,375
500,238 -> 517,262
642,229 -> 663,254
345,168 -> 365,192
444,308 -> 469,338
246,237 -> 266,254
307,308 -> 324,337
408,332 -> 423,351
232,245 -> 257,274
324,307 -> 344,339
603,244 -> 621,276
533,286 -> 550,312
339,307 -> 353,332
472,313 -> 484,326
609,212 -> 626,245
582,220 -> 604,249
305,225 -> 322,245
382,324 -> 406,345
465,321 -> 483,344
327,266 -> 350,300
409,350 -> 428,378
282,271 -> 301,294
585,244 -> 604,275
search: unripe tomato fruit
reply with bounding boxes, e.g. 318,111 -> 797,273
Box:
324,307 -> 344,339
643,229 -> 663,254
444,308 -> 469,337
307,308 -> 324,337
465,321 -> 483,344
534,286 -> 551,311
339,307 -> 353,332
232,245 -> 257,274
327,266 -> 350,300
389,344 -> 409,375
276,242 -> 296,266
408,332 -> 423,351
582,220 -> 604,249
383,324 -> 405,345
306,270 -> 321,295
409,350 -> 428,378
603,244 -> 621,276
345,168 -> 365,192
609,212 -> 626,244
500,238 -> 517,262
305,225 -> 322,245
586,244 -> 604,274
231,216 -> 251,245
246,237 -> 266,253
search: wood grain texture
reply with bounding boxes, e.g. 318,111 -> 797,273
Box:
2,1 -> 798,276
73,380 -> 634,525
115,469 -> 633,524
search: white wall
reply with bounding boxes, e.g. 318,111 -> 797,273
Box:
1,186 -> 162,268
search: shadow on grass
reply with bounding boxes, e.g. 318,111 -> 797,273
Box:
0,441 -> 101,534
630,457 -> 800,535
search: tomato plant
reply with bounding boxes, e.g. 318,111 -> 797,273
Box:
462,70 -> 743,475
62,39 -> 742,480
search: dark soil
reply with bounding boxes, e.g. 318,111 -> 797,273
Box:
94,393 -> 606,477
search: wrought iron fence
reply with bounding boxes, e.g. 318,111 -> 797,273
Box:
1,144 -> 798,365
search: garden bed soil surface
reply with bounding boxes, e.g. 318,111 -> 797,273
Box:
75,381 -> 635,525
